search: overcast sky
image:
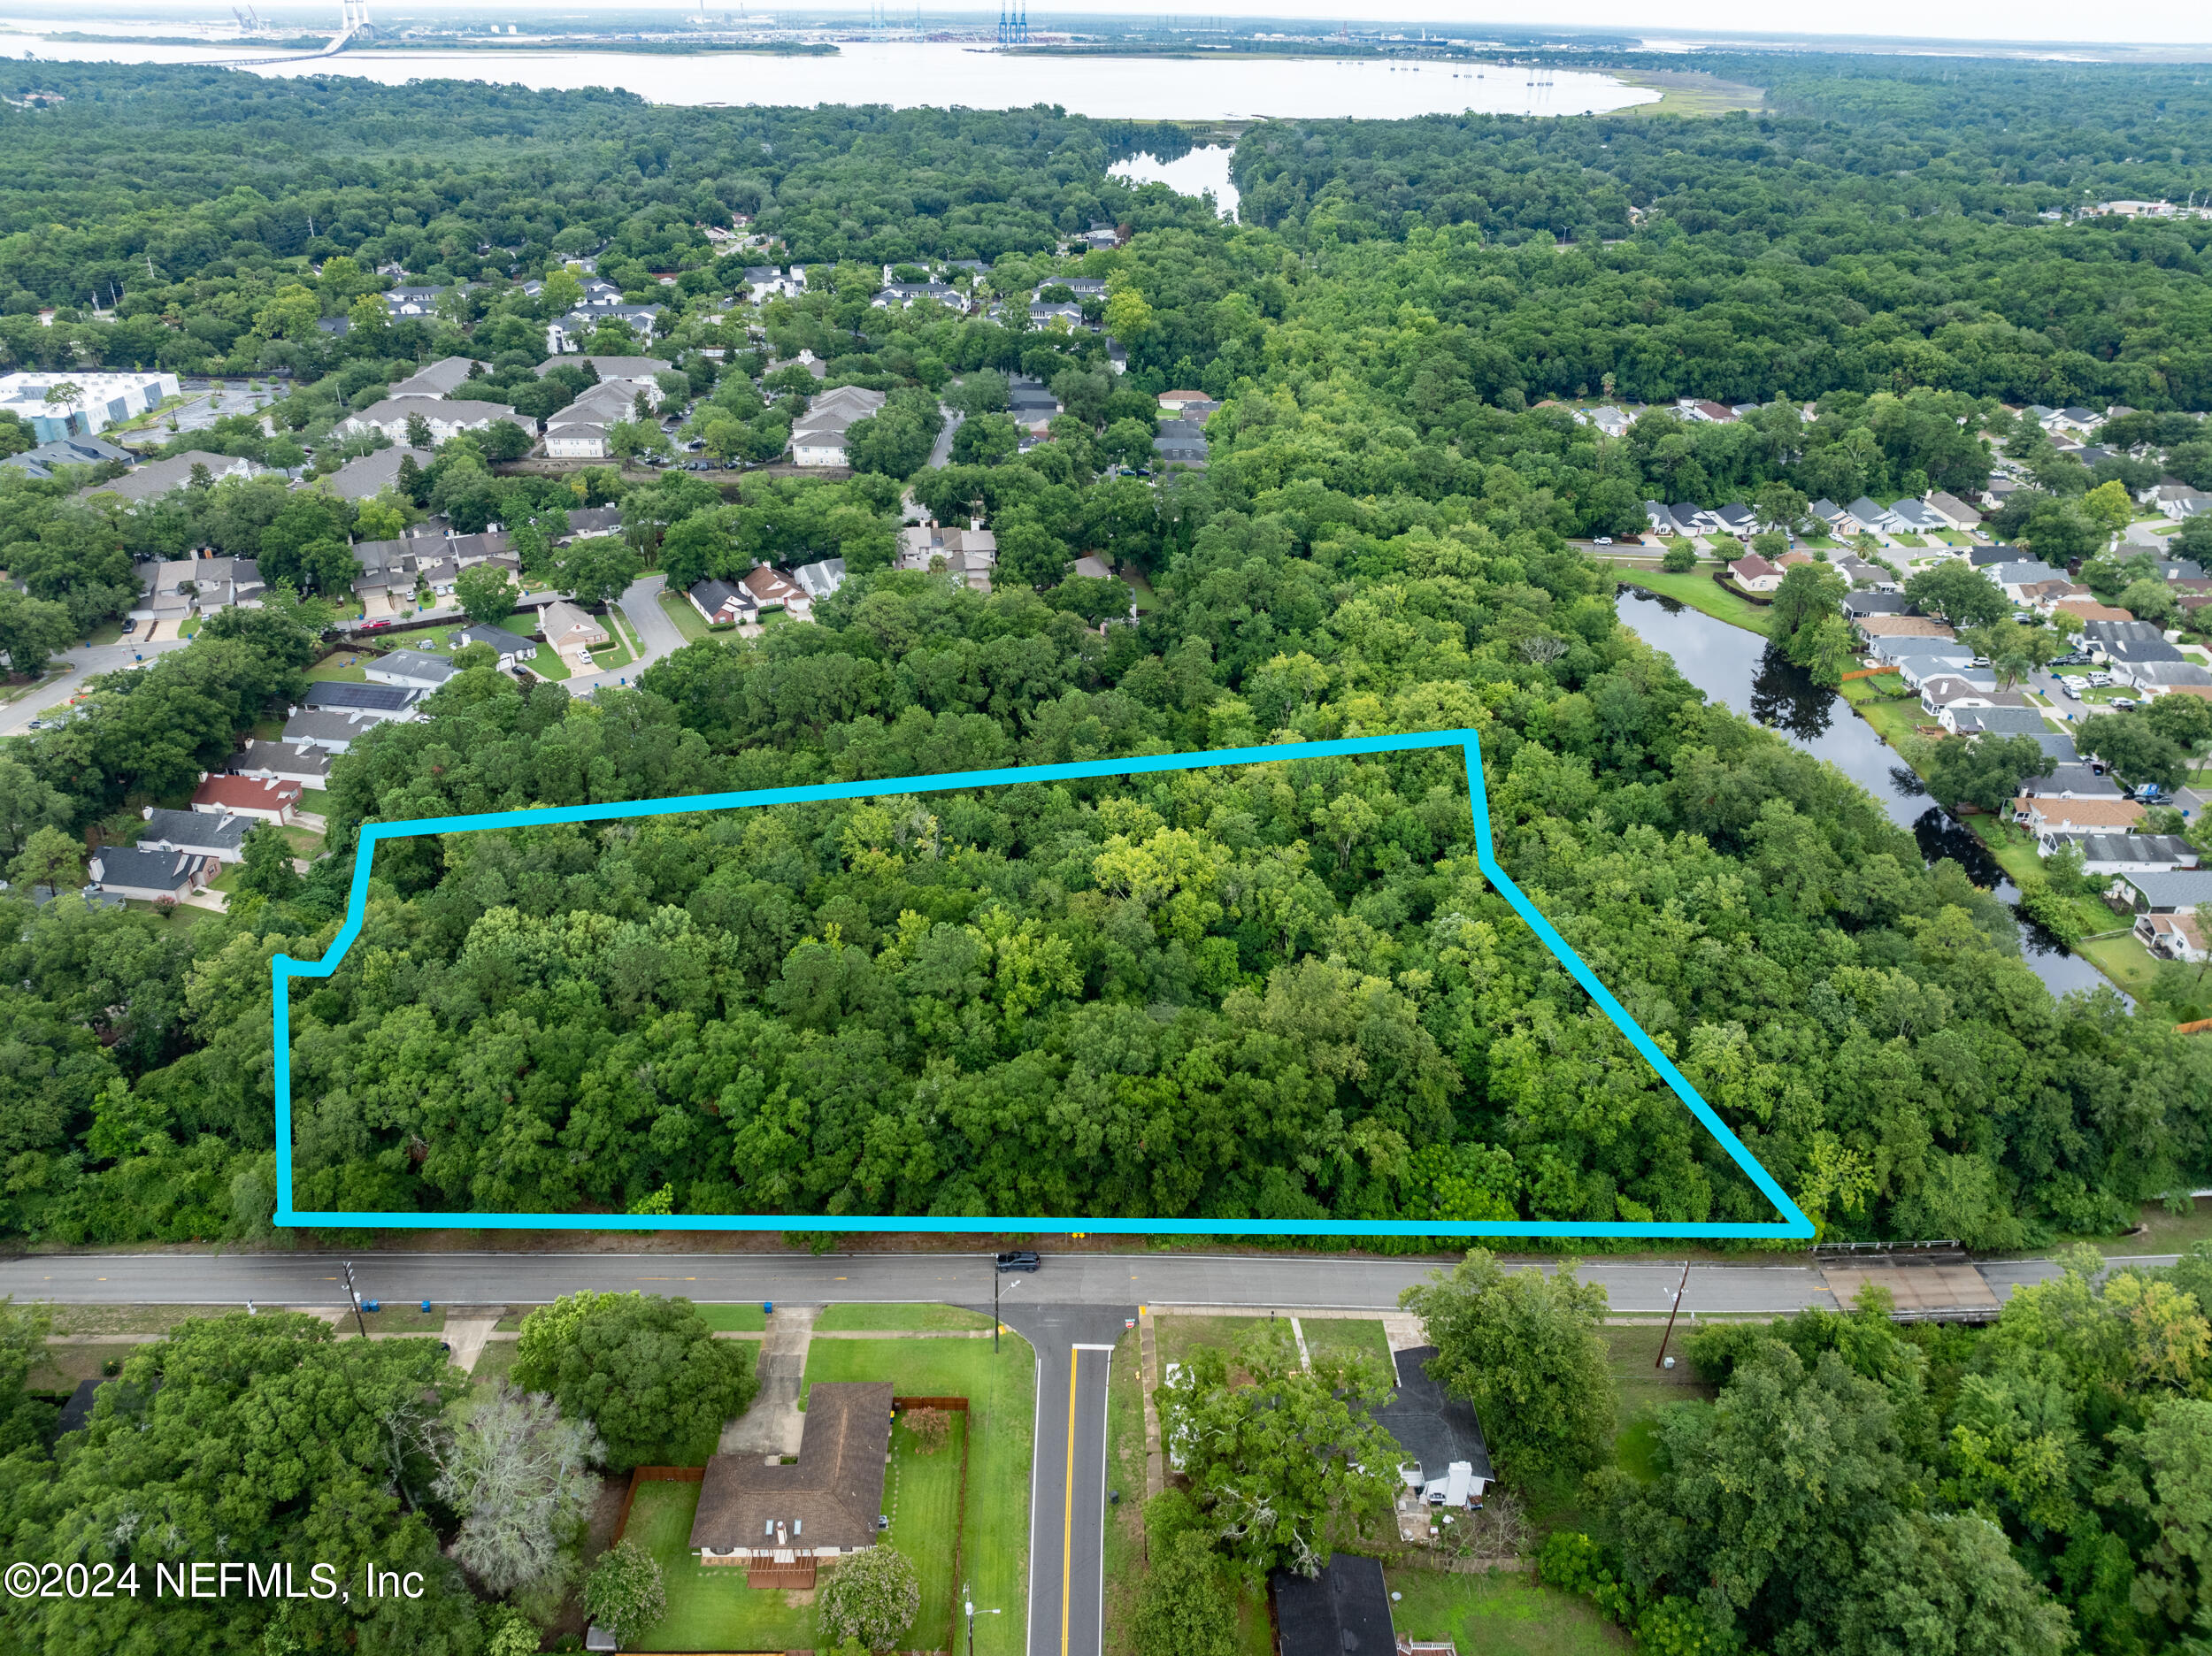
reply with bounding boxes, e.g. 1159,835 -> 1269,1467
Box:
29,0 -> 2212,49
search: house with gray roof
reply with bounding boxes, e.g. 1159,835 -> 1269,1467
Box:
231,740 -> 333,787
282,709 -> 382,754
2078,834 -> 2200,877
317,445 -> 434,502
2109,869 -> 2212,913
85,846 -> 215,902
386,357 -> 483,400
137,807 -> 252,864
84,449 -> 254,502
1951,705 -> 2058,739
364,649 -> 460,692
299,682 -> 422,722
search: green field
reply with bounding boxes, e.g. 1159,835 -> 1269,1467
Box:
814,1302 -> 993,1332
691,1303 -> 768,1332
798,1335 -> 1033,1656
1609,565 -> 1774,637
1385,1568 -> 1630,1655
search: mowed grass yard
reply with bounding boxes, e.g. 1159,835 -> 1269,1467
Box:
1386,1568 -> 1630,1656
799,1335 -> 1033,1656
621,1411 -> 967,1653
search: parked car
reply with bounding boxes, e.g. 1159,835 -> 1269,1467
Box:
2087,672 -> 2114,687
119,618 -> 136,633
2061,682 -> 2082,699
1593,536 -> 1613,546
995,1250 -> 1041,1273
361,619 -> 393,631
2111,697 -> 2139,710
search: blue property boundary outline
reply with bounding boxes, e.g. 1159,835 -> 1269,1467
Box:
272,730 -> 1813,1238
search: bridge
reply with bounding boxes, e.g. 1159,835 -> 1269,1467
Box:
202,0 -> 370,67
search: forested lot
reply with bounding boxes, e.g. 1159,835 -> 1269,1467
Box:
0,58 -> 2206,1253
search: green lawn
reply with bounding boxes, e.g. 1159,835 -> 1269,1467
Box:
657,587 -> 715,643
691,1303 -> 768,1332
1609,565 -> 1773,638
814,1303 -> 993,1332
1152,1315 -> 1269,1369
1964,817 -> 2157,997
1384,1568 -> 1630,1656
621,1479 -> 811,1652
1302,1316 -> 1392,1371
798,1336 -> 1033,1656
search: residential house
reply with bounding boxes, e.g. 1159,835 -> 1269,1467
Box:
2018,763 -> 2128,803
559,506 -> 625,542
2017,794 -> 2146,847
1806,497 -> 1847,532
2016,579 -> 2088,611
2136,910 -> 2208,963
85,846 -> 215,903
1835,556 -> 1900,591
1642,501 -> 1678,537
449,624 -> 539,668
872,282 -> 963,310
1856,615 -> 1957,642
190,774 -> 302,824
1924,491 -> 1985,531
298,681 -> 422,723
2055,598 -> 2139,624
686,579 -> 757,628
84,449 -> 253,503
1843,496 -> 1901,535
2150,485 -> 2210,519
2043,406 -> 2105,437
340,399 -> 515,446
546,306 -> 665,355
1950,705 -> 2058,739
687,1381 -> 892,1586
1677,398 -> 1738,424
1919,678 -> 2028,723
1983,475 -> 2023,510
1712,502 -> 1757,537
130,556 -> 265,626
791,385 -> 887,467
230,740 -> 332,788
2077,834 -> 2200,877
2154,559 -> 2208,582
280,709 -> 382,753
2120,660 -> 2212,694
1987,559 -> 2064,601
317,445 -> 435,502
1843,592 -> 1916,618
740,266 -> 805,301
364,650 -> 460,693
1,433 -> 135,480
1579,404 -> 1632,437
741,564 -> 807,618
377,285 -> 462,319
1271,1558 -> 1400,1656
1889,499 -> 1950,535
385,357 -> 483,400
1157,390 -> 1213,414
138,807 -> 252,865
2108,870 -> 2212,914
1376,1345 -> 1494,1508
1726,553 -> 1785,592
898,523 -> 996,588
792,559 -> 847,606
539,600 -> 611,664
1671,502 -> 1720,535
1154,417 -> 1209,471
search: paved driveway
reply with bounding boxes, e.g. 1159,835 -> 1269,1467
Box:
566,573 -> 680,696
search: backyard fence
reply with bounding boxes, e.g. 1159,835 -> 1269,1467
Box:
613,1464 -> 706,1546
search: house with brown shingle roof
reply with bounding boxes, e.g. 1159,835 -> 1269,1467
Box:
688,1382 -> 894,1588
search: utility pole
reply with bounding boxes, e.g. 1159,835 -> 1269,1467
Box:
342,1261 -> 370,1339
1654,1258 -> 1693,1369
992,1261 -> 1000,1353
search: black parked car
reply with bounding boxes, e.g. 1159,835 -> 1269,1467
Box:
995,1250 -> 1041,1273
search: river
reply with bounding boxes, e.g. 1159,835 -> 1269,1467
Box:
0,34 -> 1657,119
1616,588 -> 2119,1000
1110,146 -> 1239,220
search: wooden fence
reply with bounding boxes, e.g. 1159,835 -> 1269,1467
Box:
613,1464 -> 705,1545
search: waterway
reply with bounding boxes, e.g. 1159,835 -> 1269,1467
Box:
1110,146 -> 1239,220
0,35 -> 1658,119
1616,587 -> 2120,1000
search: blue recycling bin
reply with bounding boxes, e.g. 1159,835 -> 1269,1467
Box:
363,1300 -> 380,1314
763,1301 -> 773,1315
420,1300 -> 432,1314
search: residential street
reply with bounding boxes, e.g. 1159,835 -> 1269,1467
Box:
0,1246 -> 2144,1316
565,571 -> 680,695
927,403 -> 964,467
0,635 -> 191,737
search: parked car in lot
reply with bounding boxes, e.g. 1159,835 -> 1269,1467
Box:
2061,681 -> 2082,699
995,1250 -> 1041,1273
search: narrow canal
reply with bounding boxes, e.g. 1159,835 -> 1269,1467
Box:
1616,587 -> 2119,1000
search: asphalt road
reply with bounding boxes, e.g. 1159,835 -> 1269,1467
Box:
0,1248 -> 2108,1315
566,572 -> 678,696
0,636 -> 191,737
1000,1304 -> 1132,1656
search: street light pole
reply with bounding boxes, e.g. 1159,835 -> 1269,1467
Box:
1654,1258 -> 1693,1370
993,1262 -> 999,1353
342,1261 -> 369,1340
963,1588 -> 999,1656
